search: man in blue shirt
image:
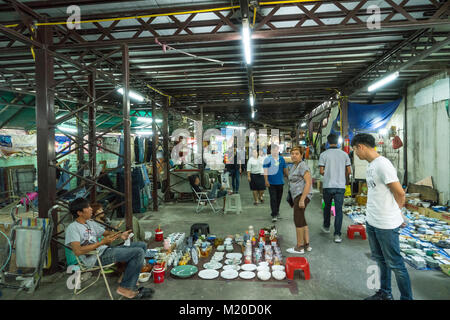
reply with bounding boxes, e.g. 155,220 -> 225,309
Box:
263,144 -> 288,222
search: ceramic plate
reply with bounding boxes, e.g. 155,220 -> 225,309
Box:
170,265 -> 198,278
198,269 -> 219,280
271,265 -> 285,271
257,271 -> 271,281
272,270 -> 286,280
191,248 -> 198,265
223,265 -> 240,271
240,264 -> 257,271
220,269 -> 239,280
203,261 -> 223,270
257,265 -> 270,272
224,259 -> 242,265
226,253 -> 243,260
239,271 -> 256,280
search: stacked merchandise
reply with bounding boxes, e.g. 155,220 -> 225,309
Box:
143,225 -> 286,282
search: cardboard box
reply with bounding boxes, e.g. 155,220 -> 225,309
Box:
406,203 -> 420,212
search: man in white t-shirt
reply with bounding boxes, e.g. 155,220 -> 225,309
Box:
351,133 -> 412,300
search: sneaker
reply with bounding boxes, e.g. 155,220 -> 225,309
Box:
286,247 -> 304,254
305,246 -> 312,252
276,214 -> 282,220
272,217 -> 277,222
364,290 -> 394,300
321,226 -> 330,233
334,235 -> 342,243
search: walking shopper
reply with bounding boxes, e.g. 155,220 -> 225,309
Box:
226,148 -> 242,193
351,133 -> 412,300
286,147 -> 313,254
247,149 -> 266,205
318,134 -> 352,243
263,144 -> 288,222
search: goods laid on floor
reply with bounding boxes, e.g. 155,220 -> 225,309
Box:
344,195 -> 450,274
139,225 -> 289,283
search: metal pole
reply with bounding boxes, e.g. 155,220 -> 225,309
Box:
76,112 -> 84,187
88,72 -> 96,203
122,44 -> 133,231
162,96 -> 170,202
151,96 -> 158,211
341,98 -> 349,150
403,89 -> 408,186
35,24 -> 58,273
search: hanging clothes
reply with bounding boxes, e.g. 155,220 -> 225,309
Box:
56,160 -> 71,191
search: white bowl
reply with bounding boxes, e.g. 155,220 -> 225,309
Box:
257,265 -> 270,272
271,265 -> 285,272
272,270 -> 286,280
257,271 -> 271,281
217,245 -> 225,251
258,262 -> 269,267
138,272 -> 151,283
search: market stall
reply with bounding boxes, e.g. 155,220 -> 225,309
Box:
140,225 -> 288,283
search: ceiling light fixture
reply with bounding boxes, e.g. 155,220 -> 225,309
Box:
368,72 -> 399,92
242,19 -> 252,65
117,87 -> 145,102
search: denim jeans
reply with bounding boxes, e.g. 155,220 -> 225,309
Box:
366,223 -> 413,300
207,182 -> 227,199
230,168 -> 240,193
98,241 -> 147,291
323,188 -> 345,236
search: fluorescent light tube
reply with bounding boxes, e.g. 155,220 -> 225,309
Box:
117,88 -> 145,102
249,94 -> 254,107
242,19 -> 252,65
136,131 -> 153,136
57,126 -> 77,133
137,117 -> 162,123
368,72 -> 399,92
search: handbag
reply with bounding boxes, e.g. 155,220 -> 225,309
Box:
287,190 -> 294,208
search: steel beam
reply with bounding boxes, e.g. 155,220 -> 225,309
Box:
151,96 -> 158,211
122,44 -> 133,231
162,96 -> 170,202
88,73 -> 96,203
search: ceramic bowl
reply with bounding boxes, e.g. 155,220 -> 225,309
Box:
272,270 -> 286,280
258,262 -> 269,268
271,265 -> 285,272
138,272 -> 151,283
217,245 -> 225,251
257,265 -> 270,272
257,271 -> 271,281
226,245 -> 234,252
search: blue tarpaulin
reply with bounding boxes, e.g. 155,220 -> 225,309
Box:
330,98 -> 402,142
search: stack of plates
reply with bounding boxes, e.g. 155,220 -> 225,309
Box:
239,271 -> 256,280
241,264 -> 257,272
203,261 -> 223,270
198,269 -> 219,280
221,269 -> 239,280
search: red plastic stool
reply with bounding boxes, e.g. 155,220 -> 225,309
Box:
347,225 -> 367,240
286,257 -> 310,280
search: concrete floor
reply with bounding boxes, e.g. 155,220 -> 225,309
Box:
1,181 -> 449,300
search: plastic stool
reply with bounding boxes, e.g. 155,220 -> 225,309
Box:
190,223 -> 210,237
224,194 -> 242,215
286,257 -> 310,280
347,225 -> 367,240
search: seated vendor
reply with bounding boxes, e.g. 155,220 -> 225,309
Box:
65,198 -> 152,299
190,175 -> 227,199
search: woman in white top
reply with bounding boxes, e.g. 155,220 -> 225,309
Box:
247,149 -> 266,205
